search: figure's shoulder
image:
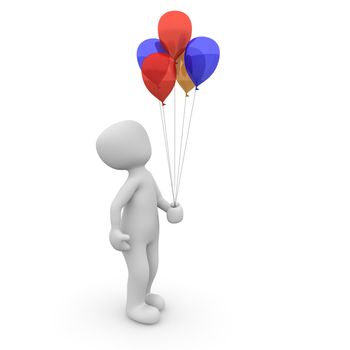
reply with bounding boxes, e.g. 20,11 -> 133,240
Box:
127,168 -> 155,188
124,176 -> 141,189
145,169 -> 157,183
144,168 -> 155,179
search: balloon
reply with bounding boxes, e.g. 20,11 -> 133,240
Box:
184,37 -> 220,87
141,53 -> 176,103
136,38 -> 168,68
176,52 -> 195,95
158,11 -> 192,60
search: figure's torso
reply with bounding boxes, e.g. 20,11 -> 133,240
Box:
121,169 -> 159,242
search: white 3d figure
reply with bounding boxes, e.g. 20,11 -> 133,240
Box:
96,120 -> 183,324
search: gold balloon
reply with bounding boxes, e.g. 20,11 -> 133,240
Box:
176,53 -> 195,95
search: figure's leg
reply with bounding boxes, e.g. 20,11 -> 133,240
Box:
146,240 -> 158,294
145,240 -> 165,311
123,243 -> 160,324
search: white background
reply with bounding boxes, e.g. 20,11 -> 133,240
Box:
0,0 -> 349,349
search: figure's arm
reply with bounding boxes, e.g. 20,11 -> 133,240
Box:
109,179 -> 138,251
110,178 -> 138,229
155,183 -> 171,212
155,182 -> 183,223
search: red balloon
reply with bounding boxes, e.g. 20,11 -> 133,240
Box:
158,11 -> 192,60
141,53 -> 176,103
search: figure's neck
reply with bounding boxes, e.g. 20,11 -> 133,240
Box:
128,165 -> 147,176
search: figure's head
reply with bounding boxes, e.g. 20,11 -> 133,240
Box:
96,120 -> 152,170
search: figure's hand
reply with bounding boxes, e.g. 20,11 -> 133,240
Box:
167,203 -> 183,224
109,229 -> 130,251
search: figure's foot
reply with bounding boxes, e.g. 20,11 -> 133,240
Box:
126,303 -> 160,324
145,293 -> 165,311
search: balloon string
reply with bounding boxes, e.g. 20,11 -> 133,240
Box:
175,88 -> 197,203
173,84 -> 176,201
175,94 -> 187,199
159,102 -> 175,203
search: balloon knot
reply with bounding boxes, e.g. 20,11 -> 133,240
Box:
162,102 -> 166,106
195,87 -> 199,90
185,94 -> 189,97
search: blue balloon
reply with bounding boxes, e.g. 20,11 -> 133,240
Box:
184,37 -> 220,87
137,39 -> 168,68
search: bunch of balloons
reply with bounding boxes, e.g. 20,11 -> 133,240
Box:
137,11 -> 220,204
